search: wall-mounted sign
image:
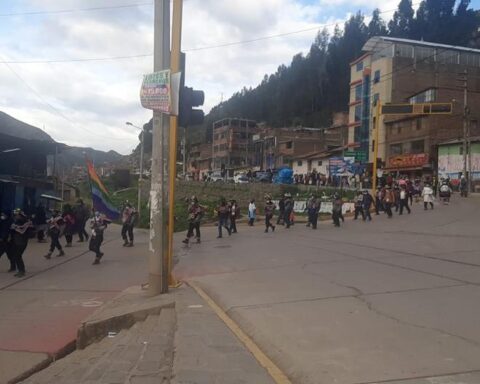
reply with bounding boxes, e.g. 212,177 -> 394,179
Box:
388,153 -> 429,168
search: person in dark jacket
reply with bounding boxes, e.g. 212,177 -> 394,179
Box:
362,190 -> 374,221
229,200 -> 240,234
121,202 -> 137,247
183,196 -> 204,244
90,213 -> 110,265
33,202 -> 47,243
0,211 -> 15,272
399,185 -> 411,214
264,195 -> 276,233
216,199 -> 231,238
9,209 -> 33,277
74,199 -> 90,242
332,194 -> 343,228
283,193 -> 294,229
375,186 -> 384,215
276,196 -> 285,225
44,211 -> 65,259
307,196 -> 320,229
353,191 -> 365,220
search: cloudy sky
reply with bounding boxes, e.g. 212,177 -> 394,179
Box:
1,0 -> 479,154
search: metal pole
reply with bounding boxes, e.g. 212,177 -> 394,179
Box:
462,70 -> 468,185
183,127 -> 187,179
138,129 -> 144,216
149,0 -> 170,295
167,0 -> 183,287
372,101 -> 381,196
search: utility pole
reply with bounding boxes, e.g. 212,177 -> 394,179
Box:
371,101 -> 381,196
460,69 -> 471,192
167,0 -> 183,287
182,127 -> 187,179
149,0 -> 170,295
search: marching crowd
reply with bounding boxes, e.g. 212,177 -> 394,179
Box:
182,176 -> 458,244
0,200 -> 138,278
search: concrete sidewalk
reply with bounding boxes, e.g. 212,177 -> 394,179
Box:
19,284 -> 275,384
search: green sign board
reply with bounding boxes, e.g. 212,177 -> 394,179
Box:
344,151 -> 368,162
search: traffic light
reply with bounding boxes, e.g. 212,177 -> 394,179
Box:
179,86 -> 205,126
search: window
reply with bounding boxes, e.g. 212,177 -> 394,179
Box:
411,140 -> 425,154
409,88 -> 436,104
355,85 -> 362,101
374,70 -> 380,84
356,61 -> 363,72
397,126 -> 402,134
390,143 -> 403,155
355,105 -> 362,122
297,161 -> 303,166
317,160 -> 322,166
286,141 -> 293,149
416,119 -> 422,130
373,93 -> 379,106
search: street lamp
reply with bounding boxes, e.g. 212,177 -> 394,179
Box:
126,122 -> 144,216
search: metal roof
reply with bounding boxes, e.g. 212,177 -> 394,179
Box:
363,36 -> 480,55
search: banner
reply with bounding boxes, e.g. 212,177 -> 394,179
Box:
388,153 -> 428,168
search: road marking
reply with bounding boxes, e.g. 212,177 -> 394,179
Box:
188,280 -> 292,384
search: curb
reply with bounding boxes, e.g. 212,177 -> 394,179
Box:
76,288 -> 175,350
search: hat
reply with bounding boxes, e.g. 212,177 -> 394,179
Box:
362,190 -> 368,194
284,192 -> 291,198
264,193 -> 272,201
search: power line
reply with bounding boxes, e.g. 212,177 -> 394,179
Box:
1,3 -> 421,63
0,57 -> 136,141
0,2 -> 153,17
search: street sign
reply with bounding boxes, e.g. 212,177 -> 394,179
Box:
140,70 -> 181,114
344,150 -> 368,162
381,103 -> 452,115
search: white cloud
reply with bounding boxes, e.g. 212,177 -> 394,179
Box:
0,0 -> 403,154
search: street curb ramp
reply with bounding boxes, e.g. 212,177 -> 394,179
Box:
76,285 -> 175,349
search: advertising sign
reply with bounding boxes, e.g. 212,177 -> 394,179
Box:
140,70 -> 181,114
329,157 -> 365,176
388,153 -> 429,168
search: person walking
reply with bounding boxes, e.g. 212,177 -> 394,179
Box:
399,185 -> 411,215
283,193 -> 294,229
384,186 -> 395,218
276,196 -> 285,225
332,193 -> 343,227
460,175 -> 468,197
74,199 -> 90,242
264,195 -> 276,233
44,211 -> 65,259
182,196 -> 204,244
375,186 -> 384,215
216,199 -> 231,238
362,190 -> 374,221
121,202 -> 137,247
353,191 -> 365,220
9,209 -> 33,277
422,183 -> 435,210
0,211 -> 15,272
33,202 -> 47,243
229,199 -> 240,234
62,204 -> 76,247
248,199 -> 256,226
308,196 -> 320,229
90,212 -> 110,265
305,195 -> 315,227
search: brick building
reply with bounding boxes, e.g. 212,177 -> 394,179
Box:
187,143 -> 212,179
348,36 -> 480,177
212,118 -> 258,170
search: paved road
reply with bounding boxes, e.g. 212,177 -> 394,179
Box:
176,196 -> 480,384
0,224 -> 148,383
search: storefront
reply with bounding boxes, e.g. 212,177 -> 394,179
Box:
383,153 -> 433,179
